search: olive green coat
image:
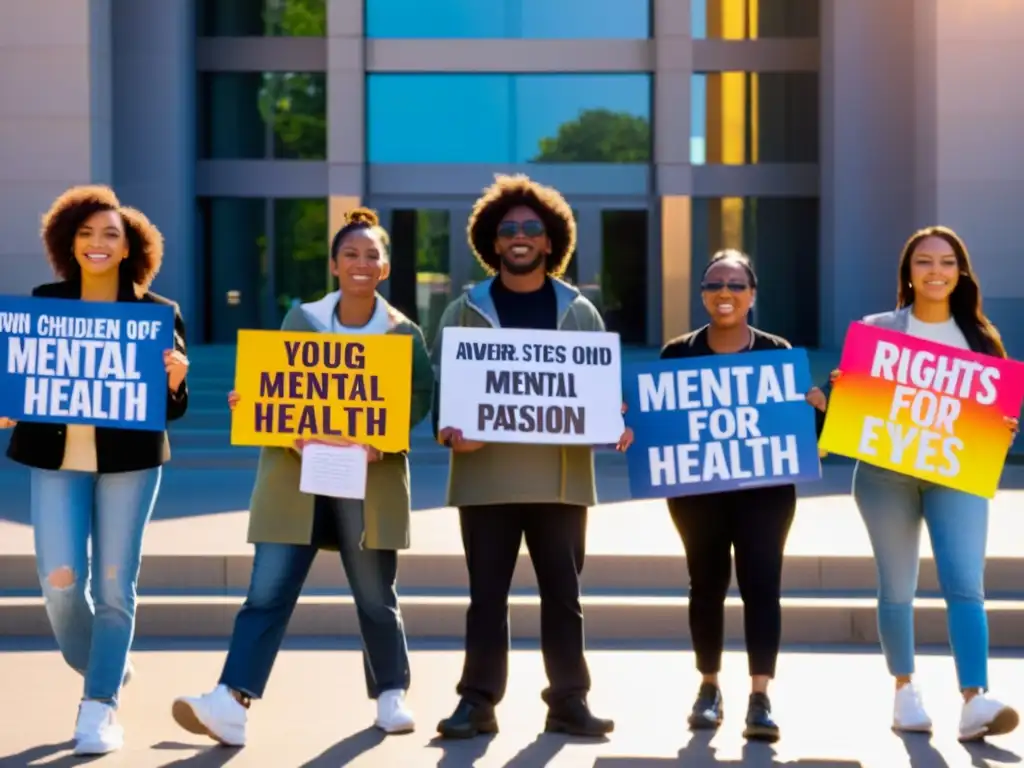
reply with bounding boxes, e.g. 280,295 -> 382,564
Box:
246,292 -> 433,551
430,277 -> 606,508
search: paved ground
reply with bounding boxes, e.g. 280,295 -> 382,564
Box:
2,646 -> 1022,767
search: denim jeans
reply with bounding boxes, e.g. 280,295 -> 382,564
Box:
31,467 -> 162,706
220,497 -> 410,699
853,462 -> 989,689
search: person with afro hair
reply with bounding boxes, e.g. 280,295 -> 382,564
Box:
2,185 -> 189,756
432,174 -> 632,740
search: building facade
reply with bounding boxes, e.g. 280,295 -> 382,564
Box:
2,0 -> 1023,354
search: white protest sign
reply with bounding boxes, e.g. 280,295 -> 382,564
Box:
438,327 -> 624,445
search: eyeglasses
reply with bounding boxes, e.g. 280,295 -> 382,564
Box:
700,281 -> 750,293
497,220 -> 546,239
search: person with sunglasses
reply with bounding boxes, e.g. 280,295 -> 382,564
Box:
432,174 -> 633,740
661,249 -> 824,743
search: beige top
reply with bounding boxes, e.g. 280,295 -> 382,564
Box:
60,424 -> 98,472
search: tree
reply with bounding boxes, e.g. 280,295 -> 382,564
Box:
532,109 -> 651,163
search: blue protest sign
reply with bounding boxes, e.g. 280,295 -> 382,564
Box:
0,295 -> 175,431
623,348 -> 822,498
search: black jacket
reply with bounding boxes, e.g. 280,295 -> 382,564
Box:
6,280 -> 189,473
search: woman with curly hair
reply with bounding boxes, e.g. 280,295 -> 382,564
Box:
172,208 -> 434,745
1,185 -> 189,755
432,174 -> 632,740
816,226 -> 1018,741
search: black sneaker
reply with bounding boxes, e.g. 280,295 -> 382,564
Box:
688,682 -> 724,730
545,696 -> 615,737
436,698 -> 498,740
743,692 -> 780,742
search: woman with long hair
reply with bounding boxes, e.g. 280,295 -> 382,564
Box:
816,226 -> 1018,741
663,249 -> 824,743
1,185 -> 189,755
171,208 -> 434,745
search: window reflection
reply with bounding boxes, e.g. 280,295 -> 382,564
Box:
691,72 -> 818,164
367,74 -> 651,164
691,197 -> 819,346
197,72 -> 327,160
601,210 -> 648,345
388,210 -> 452,348
691,0 -> 818,39
197,0 -> 326,36
274,199 -> 329,324
365,0 -> 650,38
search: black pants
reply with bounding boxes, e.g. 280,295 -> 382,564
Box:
669,485 -> 796,678
456,503 -> 591,707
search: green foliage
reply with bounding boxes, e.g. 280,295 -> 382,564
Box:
533,109 -> 651,163
270,0 -> 326,36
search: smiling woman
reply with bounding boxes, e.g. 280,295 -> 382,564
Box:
2,184 -> 189,757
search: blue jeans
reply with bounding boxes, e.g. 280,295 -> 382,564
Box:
31,467 -> 162,706
852,462 -> 989,689
220,497 -> 410,699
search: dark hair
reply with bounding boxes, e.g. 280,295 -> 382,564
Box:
701,248 -> 758,289
330,207 -> 390,261
897,226 -> 1006,358
467,174 -> 576,277
41,185 -> 163,290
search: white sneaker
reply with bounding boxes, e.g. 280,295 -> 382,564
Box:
73,700 -> 124,755
375,689 -> 415,734
171,684 -> 248,746
893,683 -> 933,733
959,694 -> 1020,742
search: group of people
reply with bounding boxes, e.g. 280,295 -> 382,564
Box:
0,177 -> 1018,756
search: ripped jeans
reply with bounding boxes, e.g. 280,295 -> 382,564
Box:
30,467 -> 162,706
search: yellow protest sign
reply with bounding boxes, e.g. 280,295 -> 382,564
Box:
231,330 -> 413,452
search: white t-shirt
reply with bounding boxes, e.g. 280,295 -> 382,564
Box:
330,297 -> 390,336
906,314 -> 969,350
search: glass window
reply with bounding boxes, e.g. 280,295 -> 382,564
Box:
197,0 -> 326,36
691,0 -> 818,39
197,72 -> 327,160
273,199 -> 330,323
199,197 -> 329,343
691,72 -> 818,164
691,197 -> 819,347
367,74 -> 651,163
387,210 -> 453,348
600,210 -> 648,345
365,0 -> 650,38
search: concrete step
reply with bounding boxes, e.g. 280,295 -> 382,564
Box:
3,593 -> 1024,645
4,549 -> 1024,598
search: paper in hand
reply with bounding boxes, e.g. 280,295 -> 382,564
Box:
299,442 -> 368,500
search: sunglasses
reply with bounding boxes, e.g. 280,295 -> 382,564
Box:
701,281 -> 750,293
497,220 -> 546,239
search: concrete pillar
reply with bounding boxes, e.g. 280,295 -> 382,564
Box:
0,0 -> 113,294
327,0 -> 365,224
111,0 -> 196,328
818,0 -> 917,348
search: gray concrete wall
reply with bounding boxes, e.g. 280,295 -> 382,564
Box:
0,0 -> 113,295
111,0 -> 196,331
817,0 -> 917,349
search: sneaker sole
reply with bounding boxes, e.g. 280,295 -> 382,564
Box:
73,741 -> 122,756
375,719 -> 416,735
171,700 -> 242,747
960,707 -> 1021,742
743,725 -> 780,743
893,723 -> 933,734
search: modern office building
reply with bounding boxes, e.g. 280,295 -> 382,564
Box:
1,0 -> 1023,354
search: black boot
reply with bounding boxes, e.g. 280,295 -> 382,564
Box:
743,692 -> 780,742
545,697 -> 615,737
436,698 -> 498,740
688,682 -> 724,730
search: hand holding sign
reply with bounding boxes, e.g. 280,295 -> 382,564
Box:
0,417 -> 14,429
439,426 -> 484,453
165,349 -> 188,391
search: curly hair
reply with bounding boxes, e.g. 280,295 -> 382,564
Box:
330,206 -> 390,260
40,185 -> 164,290
467,174 -> 576,278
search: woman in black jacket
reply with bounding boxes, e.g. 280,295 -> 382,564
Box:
661,249 -> 823,743
0,185 -> 188,756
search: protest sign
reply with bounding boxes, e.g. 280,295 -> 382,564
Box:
438,327 -> 624,445
622,348 -> 821,498
819,322 -> 1024,498
231,330 -> 413,452
0,295 -> 174,431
